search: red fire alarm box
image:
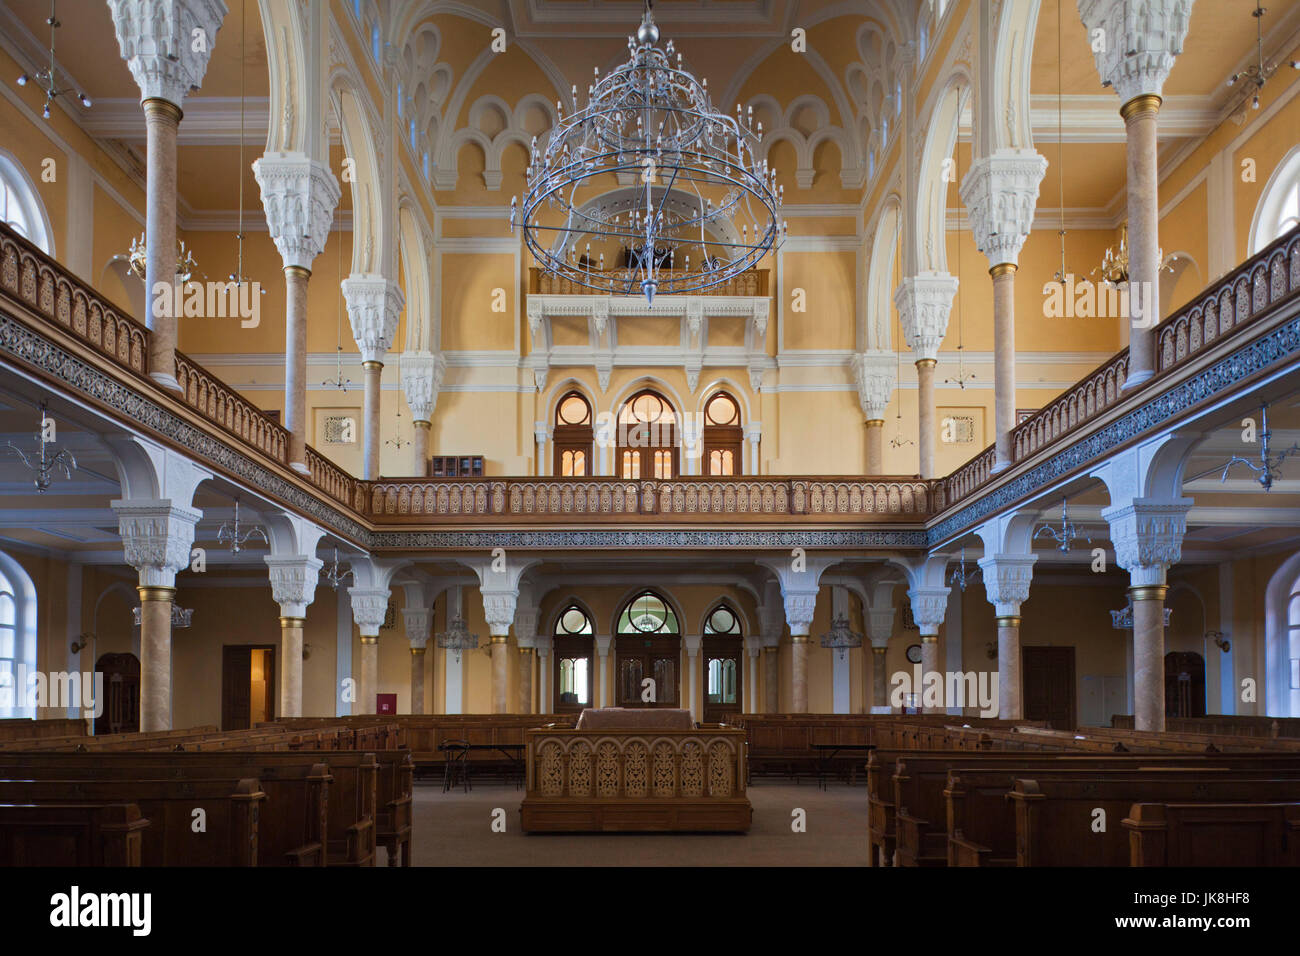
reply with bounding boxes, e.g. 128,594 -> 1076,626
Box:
376,694 -> 397,715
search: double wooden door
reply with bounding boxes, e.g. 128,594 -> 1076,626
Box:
1022,646 -> 1076,730
221,645 -> 276,731
702,636 -> 742,724
614,635 -> 679,707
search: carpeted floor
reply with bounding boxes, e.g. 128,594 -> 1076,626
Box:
402,778 -> 869,866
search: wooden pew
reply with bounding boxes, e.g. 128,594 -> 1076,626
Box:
1008,773 -> 1300,866
0,802 -> 148,866
0,754 -> 331,867
374,750 -> 414,866
1124,801 -> 1300,866
0,777 -> 265,866
0,717 -> 89,742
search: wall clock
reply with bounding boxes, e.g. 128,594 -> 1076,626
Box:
906,644 -> 922,664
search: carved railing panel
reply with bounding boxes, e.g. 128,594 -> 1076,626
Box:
526,731 -> 746,799
175,351 -> 288,463
529,267 -> 769,297
356,477 -> 936,521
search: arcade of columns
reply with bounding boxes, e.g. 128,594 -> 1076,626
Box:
103,0 -> 1189,733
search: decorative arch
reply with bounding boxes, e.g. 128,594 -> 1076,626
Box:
331,80 -> 385,275
1265,550 -> 1300,718
0,149 -> 53,254
701,389 -> 744,476
866,193 -> 903,350
398,202 -> 432,351
615,387 -> 679,480
553,388 -> 594,477
439,93 -> 559,190
913,74 -> 972,273
1250,146 -> 1300,255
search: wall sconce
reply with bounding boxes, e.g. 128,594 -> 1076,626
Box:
70,634 -> 92,654
303,643 -> 312,661
1206,630 -> 1231,653
985,641 -> 997,661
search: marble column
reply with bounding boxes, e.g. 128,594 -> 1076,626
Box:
518,648 -> 534,714
278,616 -> 305,717
409,645 -> 427,714
362,361 -> 383,480
1122,95 -> 1161,386
343,277 -> 405,481
745,423 -> 762,475
683,634 -> 701,721
534,423 -> 550,476
1101,495 -> 1192,732
359,636 -> 379,715
853,351 -> 895,476
866,601 -> 896,714
114,497 -> 204,733
108,0 -> 225,391
894,278 -> 957,481
978,552 -> 1036,720
143,99 -> 181,389
915,359 -> 937,479
908,585 -> 950,714
253,153 -> 339,472
991,266 -> 1016,465
402,605 -> 432,715
348,586 -> 390,715
960,149 -> 1047,471
871,646 -> 889,713
920,636 -> 941,714
266,555 -> 324,718
1078,0 -> 1194,389
763,645 -> 778,713
536,635 -> 553,713
595,635 -> 612,708
790,637 -> 809,714
137,586 -> 176,731
865,421 -> 884,474
490,637 -> 509,714
744,637 -> 761,714
400,351 -> 444,478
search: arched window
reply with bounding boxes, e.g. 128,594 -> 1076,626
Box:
702,390 -> 743,476
615,591 -> 679,707
554,391 -> 594,476
1289,584 -> 1300,694
703,603 -> 742,722
1251,148 -> 1300,254
617,389 -> 677,479
0,151 -> 52,253
0,555 -> 36,719
553,604 -> 593,713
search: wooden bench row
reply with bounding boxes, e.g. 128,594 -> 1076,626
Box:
866,748 -> 1300,867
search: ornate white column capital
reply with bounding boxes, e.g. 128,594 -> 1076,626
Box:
348,586 -> 390,638
1101,497 -> 1193,587
111,499 -> 202,589
252,152 -> 340,272
959,149 -> 1048,269
683,634 -> 702,656
851,350 -> 897,421
264,554 -> 323,618
743,636 -> 763,657
907,586 -> 951,637
107,0 -> 227,108
744,421 -> 762,443
514,604 -> 540,648
399,350 -> 445,423
977,553 -> 1038,618
894,274 -> 958,362
342,275 -> 405,364
534,421 -> 550,445
1077,0 -> 1195,105
866,607 -> 896,644
403,607 -> 433,650
594,634 -> 613,656
481,590 -> 518,637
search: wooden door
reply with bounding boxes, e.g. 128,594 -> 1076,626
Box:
1022,646 -> 1076,730
615,635 -> 680,707
1165,651 -> 1206,718
702,636 -> 742,724
94,653 -> 139,735
221,645 -> 276,730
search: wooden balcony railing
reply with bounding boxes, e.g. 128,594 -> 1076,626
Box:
175,351 -> 288,464
356,476 -> 936,522
941,224 -> 1300,511
528,266 -> 769,297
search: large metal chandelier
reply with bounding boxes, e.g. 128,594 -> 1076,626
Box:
510,0 -> 785,303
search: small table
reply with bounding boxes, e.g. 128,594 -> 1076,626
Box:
439,742 -> 526,792
811,744 -> 876,790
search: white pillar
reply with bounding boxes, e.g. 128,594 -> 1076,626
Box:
978,554 -> 1036,720
343,276 -> 405,479
348,586 -> 389,715
853,353 -> 895,475
400,351 -> 444,477
745,422 -> 762,475
534,422 -> 550,476
907,586 -> 951,715
683,634 -> 701,721
594,635 -> 612,707
894,276 -> 958,479
744,637 -> 761,714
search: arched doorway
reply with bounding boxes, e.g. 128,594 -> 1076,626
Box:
615,591 -> 679,707
617,389 -> 677,479
553,391 -> 594,476
553,604 -> 594,713
94,653 -> 140,735
1165,651 -> 1206,719
702,602 -> 742,723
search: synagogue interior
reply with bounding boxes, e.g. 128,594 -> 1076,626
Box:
0,0 -> 1298,878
